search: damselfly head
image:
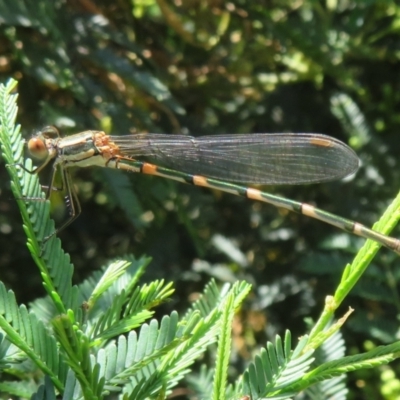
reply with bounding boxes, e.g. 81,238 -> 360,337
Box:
27,126 -> 59,160
27,135 -> 48,160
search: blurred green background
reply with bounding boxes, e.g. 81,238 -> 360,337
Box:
1,0 -> 400,398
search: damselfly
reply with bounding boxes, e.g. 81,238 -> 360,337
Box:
23,126 -> 400,254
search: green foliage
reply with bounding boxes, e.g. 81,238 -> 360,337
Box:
303,329 -> 348,400
2,78 -> 400,398
241,332 -> 313,399
2,1 -> 400,399
212,291 -> 234,400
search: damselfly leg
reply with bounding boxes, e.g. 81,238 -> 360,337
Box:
16,126 -> 82,242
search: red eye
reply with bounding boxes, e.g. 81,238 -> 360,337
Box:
28,137 -> 48,160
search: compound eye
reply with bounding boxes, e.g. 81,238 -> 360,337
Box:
28,136 -> 48,160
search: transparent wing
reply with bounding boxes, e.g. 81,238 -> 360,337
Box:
111,133 -> 359,185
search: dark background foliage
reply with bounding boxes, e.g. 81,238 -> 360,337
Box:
1,0 -> 400,398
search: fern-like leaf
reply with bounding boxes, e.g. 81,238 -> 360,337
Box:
52,314 -> 104,399
30,376 -> 57,400
186,364 -> 214,399
212,291 -> 235,400
241,332 -> 314,399
81,282 -> 251,398
302,341 -> 400,387
89,312 -> 186,394
0,282 -> 66,392
90,279 -> 174,342
303,328 -> 348,400
0,79 -> 78,315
